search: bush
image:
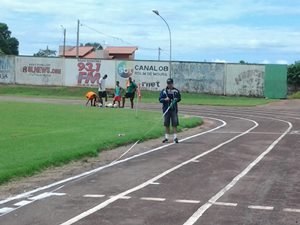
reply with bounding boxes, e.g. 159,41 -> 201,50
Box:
288,62 -> 300,92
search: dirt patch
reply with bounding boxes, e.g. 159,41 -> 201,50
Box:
0,119 -> 215,200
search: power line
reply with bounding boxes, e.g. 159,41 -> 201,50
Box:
80,23 -> 159,51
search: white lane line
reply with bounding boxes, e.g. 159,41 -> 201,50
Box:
183,119 -> 292,225
212,131 -> 283,135
59,117 -> 258,225
0,117 -> 226,206
83,195 -> 105,198
175,200 -> 201,204
140,197 -> 166,202
248,205 -> 274,211
14,200 -> 32,207
0,207 -> 14,214
192,160 -> 200,163
213,202 -> 237,207
283,208 -> 300,213
29,192 -> 66,201
110,196 -> 131,200
150,182 -> 160,185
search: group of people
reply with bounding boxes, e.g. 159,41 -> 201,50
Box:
86,75 -> 182,144
85,74 -> 138,109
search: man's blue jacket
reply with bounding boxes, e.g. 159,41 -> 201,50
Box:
159,87 -> 181,113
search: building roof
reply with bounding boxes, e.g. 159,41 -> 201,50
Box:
63,46 -> 94,57
60,46 -> 138,59
106,46 -> 138,55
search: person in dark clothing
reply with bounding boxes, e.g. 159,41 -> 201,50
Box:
159,78 -> 181,143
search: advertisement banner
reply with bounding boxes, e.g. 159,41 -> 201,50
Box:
64,59 -> 115,88
116,60 -> 170,91
15,57 -> 64,86
0,56 -> 15,84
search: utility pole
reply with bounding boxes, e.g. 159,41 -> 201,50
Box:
158,47 -> 161,61
63,28 -> 66,57
76,19 -> 80,58
60,25 -> 66,57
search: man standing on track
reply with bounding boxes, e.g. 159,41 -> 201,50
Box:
98,74 -> 108,106
159,78 -> 181,143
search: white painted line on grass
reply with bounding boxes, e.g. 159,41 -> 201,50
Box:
212,202 -> 237,207
83,195 -> 105,198
110,196 -> 131,200
0,207 -> 14,214
0,117 -> 226,207
140,197 -> 166,202
175,200 -> 201,204
283,208 -> 300,213
248,205 -> 274,211
182,119 -> 292,225
59,117 -> 258,225
14,200 -> 32,207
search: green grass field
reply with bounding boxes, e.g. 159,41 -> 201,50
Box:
0,101 -> 201,184
288,91 -> 300,99
0,85 -> 275,106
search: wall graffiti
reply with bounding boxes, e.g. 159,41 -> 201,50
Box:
172,62 -> 225,94
226,64 -> 265,97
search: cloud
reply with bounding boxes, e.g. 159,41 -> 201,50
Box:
1,0 -> 300,63
275,60 -> 288,65
261,60 -> 271,64
212,59 -> 227,63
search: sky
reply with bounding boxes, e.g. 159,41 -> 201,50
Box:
1,0 -> 300,64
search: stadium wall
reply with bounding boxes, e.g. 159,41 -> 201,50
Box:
172,62 -> 225,95
0,56 -> 287,98
0,56 -> 15,84
225,64 -> 265,97
15,57 -> 64,86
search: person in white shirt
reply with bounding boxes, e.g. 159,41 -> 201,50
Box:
98,74 -> 108,105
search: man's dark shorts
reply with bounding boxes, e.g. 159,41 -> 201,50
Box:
124,92 -> 135,99
99,91 -> 107,98
164,110 -> 179,127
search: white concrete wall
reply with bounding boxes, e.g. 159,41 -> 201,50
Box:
0,56 -> 15,84
64,58 -> 115,88
15,57 -> 64,86
172,62 -> 225,94
225,64 -> 265,96
1,56 -> 268,97
116,60 -> 170,91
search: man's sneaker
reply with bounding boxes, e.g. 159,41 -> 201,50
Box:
162,138 -> 168,143
174,138 -> 179,143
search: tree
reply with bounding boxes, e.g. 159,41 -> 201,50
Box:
288,62 -> 300,91
239,60 -> 246,64
84,42 -> 103,50
33,46 -> 56,57
0,23 -> 19,55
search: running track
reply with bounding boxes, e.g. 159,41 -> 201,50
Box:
0,99 -> 299,225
